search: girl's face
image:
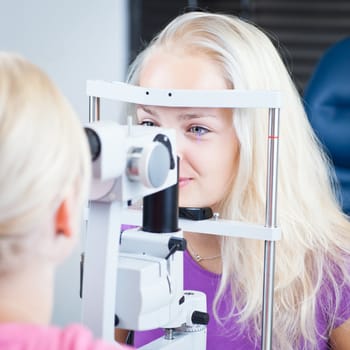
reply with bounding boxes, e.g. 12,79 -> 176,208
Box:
138,51 -> 239,211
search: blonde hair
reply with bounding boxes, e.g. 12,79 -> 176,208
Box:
128,12 -> 350,349
0,53 -> 91,272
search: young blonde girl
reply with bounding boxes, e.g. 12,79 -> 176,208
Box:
127,11 -> 350,349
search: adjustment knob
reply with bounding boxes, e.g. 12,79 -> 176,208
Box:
127,141 -> 170,188
191,310 -> 210,325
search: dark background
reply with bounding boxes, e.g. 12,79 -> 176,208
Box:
128,0 -> 350,94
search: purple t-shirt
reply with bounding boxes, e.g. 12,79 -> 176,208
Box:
133,250 -> 350,349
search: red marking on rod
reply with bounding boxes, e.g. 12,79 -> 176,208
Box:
268,135 -> 279,139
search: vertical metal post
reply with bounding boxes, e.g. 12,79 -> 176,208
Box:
261,107 -> 280,350
89,95 -> 100,122
81,201 -> 122,341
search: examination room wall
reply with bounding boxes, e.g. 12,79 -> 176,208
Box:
0,0 -> 129,325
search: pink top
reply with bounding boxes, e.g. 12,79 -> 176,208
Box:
0,323 -> 132,350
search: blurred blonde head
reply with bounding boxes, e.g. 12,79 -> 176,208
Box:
0,53 -> 91,273
128,12 -> 350,349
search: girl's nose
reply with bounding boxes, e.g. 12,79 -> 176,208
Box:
174,130 -> 186,161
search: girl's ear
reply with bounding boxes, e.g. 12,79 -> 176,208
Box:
55,200 -> 72,237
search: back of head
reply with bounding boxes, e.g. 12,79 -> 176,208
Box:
304,37 -> 350,214
0,53 -> 91,272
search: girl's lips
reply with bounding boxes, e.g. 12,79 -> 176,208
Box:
178,177 -> 192,188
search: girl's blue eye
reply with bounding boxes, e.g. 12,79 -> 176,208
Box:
140,120 -> 155,127
189,126 -> 209,136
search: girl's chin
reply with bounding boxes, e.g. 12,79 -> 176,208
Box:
179,199 -> 202,209
179,195 -> 215,211
179,199 -> 194,208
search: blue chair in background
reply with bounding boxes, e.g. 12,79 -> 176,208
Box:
304,37 -> 350,215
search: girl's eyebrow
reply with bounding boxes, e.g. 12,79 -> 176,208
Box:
180,113 -> 209,121
137,105 -> 159,117
137,105 -> 216,120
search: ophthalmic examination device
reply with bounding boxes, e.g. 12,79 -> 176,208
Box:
81,80 -> 282,350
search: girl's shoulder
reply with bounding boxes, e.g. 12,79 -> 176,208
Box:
317,255 -> 350,329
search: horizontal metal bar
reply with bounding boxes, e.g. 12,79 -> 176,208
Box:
86,80 -> 282,108
121,209 -> 281,241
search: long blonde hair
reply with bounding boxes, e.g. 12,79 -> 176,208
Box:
127,12 -> 350,349
0,53 -> 91,272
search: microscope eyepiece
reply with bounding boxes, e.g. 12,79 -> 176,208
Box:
84,127 -> 101,161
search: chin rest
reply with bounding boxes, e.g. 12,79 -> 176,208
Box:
304,37 -> 350,215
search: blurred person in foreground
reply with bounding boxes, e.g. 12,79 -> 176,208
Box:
0,52 -> 132,350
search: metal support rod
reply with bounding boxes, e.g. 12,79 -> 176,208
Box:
89,95 -> 100,122
261,107 -> 280,350
81,201 -> 122,341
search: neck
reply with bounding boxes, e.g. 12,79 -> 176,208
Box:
184,231 -> 222,274
0,262 -> 54,325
